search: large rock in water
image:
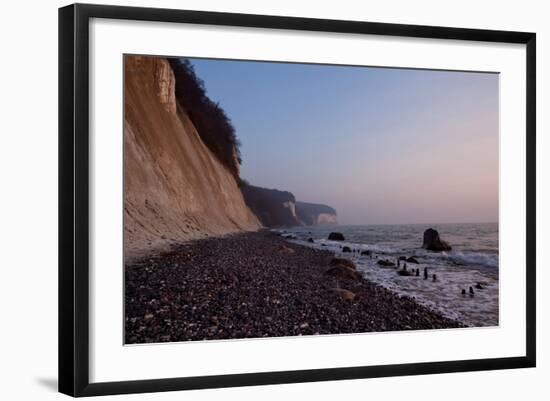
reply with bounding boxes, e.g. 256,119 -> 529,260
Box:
422,228 -> 452,251
328,232 -> 345,241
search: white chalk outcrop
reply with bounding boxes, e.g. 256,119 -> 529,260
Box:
124,56 -> 261,260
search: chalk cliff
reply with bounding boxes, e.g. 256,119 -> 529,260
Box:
241,184 -> 337,227
124,56 -> 261,260
295,202 -> 338,225
240,185 -> 299,227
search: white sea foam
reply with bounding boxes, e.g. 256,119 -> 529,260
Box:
281,223 -> 499,327
440,251 -> 498,268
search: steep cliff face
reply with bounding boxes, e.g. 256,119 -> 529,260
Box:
240,185 -> 298,227
295,202 -> 338,225
241,184 -> 337,227
124,56 -> 261,260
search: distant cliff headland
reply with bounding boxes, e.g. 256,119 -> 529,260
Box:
124,56 -> 335,259
241,183 -> 337,228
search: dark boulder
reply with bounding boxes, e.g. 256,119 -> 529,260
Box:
328,232 -> 345,241
398,270 -> 412,276
406,256 -> 420,264
422,228 -> 452,251
361,250 -> 371,256
377,259 -> 395,267
342,246 -> 352,253
307,237 -> 314,243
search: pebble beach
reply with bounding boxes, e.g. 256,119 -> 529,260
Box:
125,231 -> 462,344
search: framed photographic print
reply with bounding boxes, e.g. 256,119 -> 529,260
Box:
58,3 -> 536,397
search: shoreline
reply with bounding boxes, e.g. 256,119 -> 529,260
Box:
125,230 -> 463,344
282,224 -> 499,327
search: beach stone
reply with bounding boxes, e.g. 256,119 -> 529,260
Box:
331,288 -> 356,301
330,257 -> 356,270
342,246 -> 352,253
328,232 -> 345,241
361,250 -> 371,256
422,228 -> 452,251
324,265 -> 361,280
307,238 -> 314,243
475,283 -> 484,290
377,259 -> 395,267
278,245 -> 295,254
125,231 -> 464,343
406,256 -> 420,264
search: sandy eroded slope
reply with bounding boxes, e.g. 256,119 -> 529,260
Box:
124,56 -> 261,260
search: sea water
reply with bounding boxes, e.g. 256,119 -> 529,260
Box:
279,223 -> 498,327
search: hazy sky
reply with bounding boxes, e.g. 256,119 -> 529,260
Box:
190,58 -> 499,225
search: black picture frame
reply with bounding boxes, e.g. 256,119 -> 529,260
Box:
59,3 -> 536,397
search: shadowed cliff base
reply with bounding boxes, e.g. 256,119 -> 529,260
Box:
125,231 -> 462,343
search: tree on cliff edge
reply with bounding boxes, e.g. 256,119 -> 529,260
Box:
168,58 -> 242,179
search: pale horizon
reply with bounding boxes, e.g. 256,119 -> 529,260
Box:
190,59 -> 499,225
